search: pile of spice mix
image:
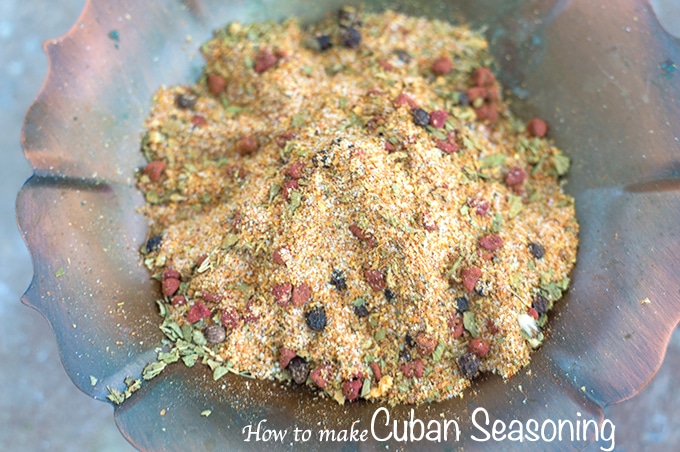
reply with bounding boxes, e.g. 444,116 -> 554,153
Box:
137,7 -> 578,405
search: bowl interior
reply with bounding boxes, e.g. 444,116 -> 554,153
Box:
18,0 -> 680,450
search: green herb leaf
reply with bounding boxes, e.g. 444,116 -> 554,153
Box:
463,311 -> 478,337
289,191 -> 302,213
360,377 -> 372,398
508,194 -> 523,219
374,328 -> 387,341
352,297 -> 367,307
213,365 -> 230,380
269,184 -> 280,203
201,409 -> 212,417
432,343 -> 445,363
89,375 -> 98,386
142,361 -> 167,380
553,154 -> 570,176
221,233 -> 240,249
480,154 -> 506,169
55,268 -> 65,278
106,386 -> 126,405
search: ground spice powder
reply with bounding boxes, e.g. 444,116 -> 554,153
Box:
137,9 -> 579,405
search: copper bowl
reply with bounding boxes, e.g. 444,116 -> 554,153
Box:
18,0 -> 680,450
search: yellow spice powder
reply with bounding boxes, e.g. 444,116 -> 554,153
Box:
138,9 -> 578,405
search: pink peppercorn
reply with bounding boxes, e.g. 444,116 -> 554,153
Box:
272,282 -> 293,306
479,233 -> 503,251
186,301 -> 211,323
365,269 -> 386,292
162,277 -> 180,297
284,161 -> 305,179
207,74 -> 226,95
292,283 -> 311,307
144,160 -> 166,183
254,49 -> 277,73
506,166 -> 527,186
469,338 -> 490,358
429,110 -> 448,128
526,118 -> 548,137
461,267 -> 481,292
279,347 -> 296,369
343,379 -> 363,402
221,306 -> 240,330
431,56 -> 452,75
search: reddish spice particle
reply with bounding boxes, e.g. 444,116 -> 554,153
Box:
195,254 -> 208,269
429,110 -> 448,129
527,118 -> 548,137
506,166 -> 527,186
273,48 -> 287,60
435,140 -> 459,154
272,246 -> 288,265
486,85 -> 501,102
473,199 -> 490,216
486,319 -> 499,334
221,306 -> 240,330
254,49 -> 278,73
162,268 -> 181,280
201,292 -> 223,303
448,313 -> 465,338
272,282 -> 293,306
394,93 -> 418,109
310,367 -> 328,388
528,307 -> 539,320
365,269 -> 386,292
475,103 -> 499,123
282,179 -> 299,201
242,300 -> 259,323
401,359 -> 424,378
236,135 -> 259,155
385,140 -> 396,153
472,67 -> 496,86
422,213 -> 438,232
431,56 -> 452,75
479,233 -> 503,251
191,114 -> 207,127
349,223 -> 377,247
292,283 -> 312,307
481,251 -> 494,261
144,160 -> 166,183
369,362 -> 382,381
275,131 -> 296,148
186,301 -> 211,323
284,161 -> 305,179
378,59 -> 395,71
343,379 -> 363,402
162,277 -> 180,297
207,74 -> 226,95
171,295 -> 186,306
225,164 -> 247,180
468,337 -> 490,357
461,267 -> 482,292
415,331 -> 437,355
278,347 -> 296,369
466,86 -> 487,102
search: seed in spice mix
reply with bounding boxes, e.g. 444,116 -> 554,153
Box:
137,8 -> 578,406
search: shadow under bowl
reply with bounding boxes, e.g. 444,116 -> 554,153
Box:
17,0 -> 680,450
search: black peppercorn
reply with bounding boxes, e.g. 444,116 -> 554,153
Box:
329,269 -> 347,291
384,288 -> 395,302
316,34 -> 332,51
528,242 -> 545,259
413,108 -> 430,127
175,92 -> 197,109
306,305 -> 327,331
457,91 -> 470,106
458,352 -> 481,379
288,356 -> 310,384
341,27 -> 362,48
393,49 -> 412,63
145,235 -> 162,253
314,149 -> 332,168
455,296 -> 469,313
204,324 -> 226,344
532,295 -> 549,316
353,304 -> 369,317
405,332 -> 416,348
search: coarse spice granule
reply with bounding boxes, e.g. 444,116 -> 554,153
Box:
137,8 -> 579,406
